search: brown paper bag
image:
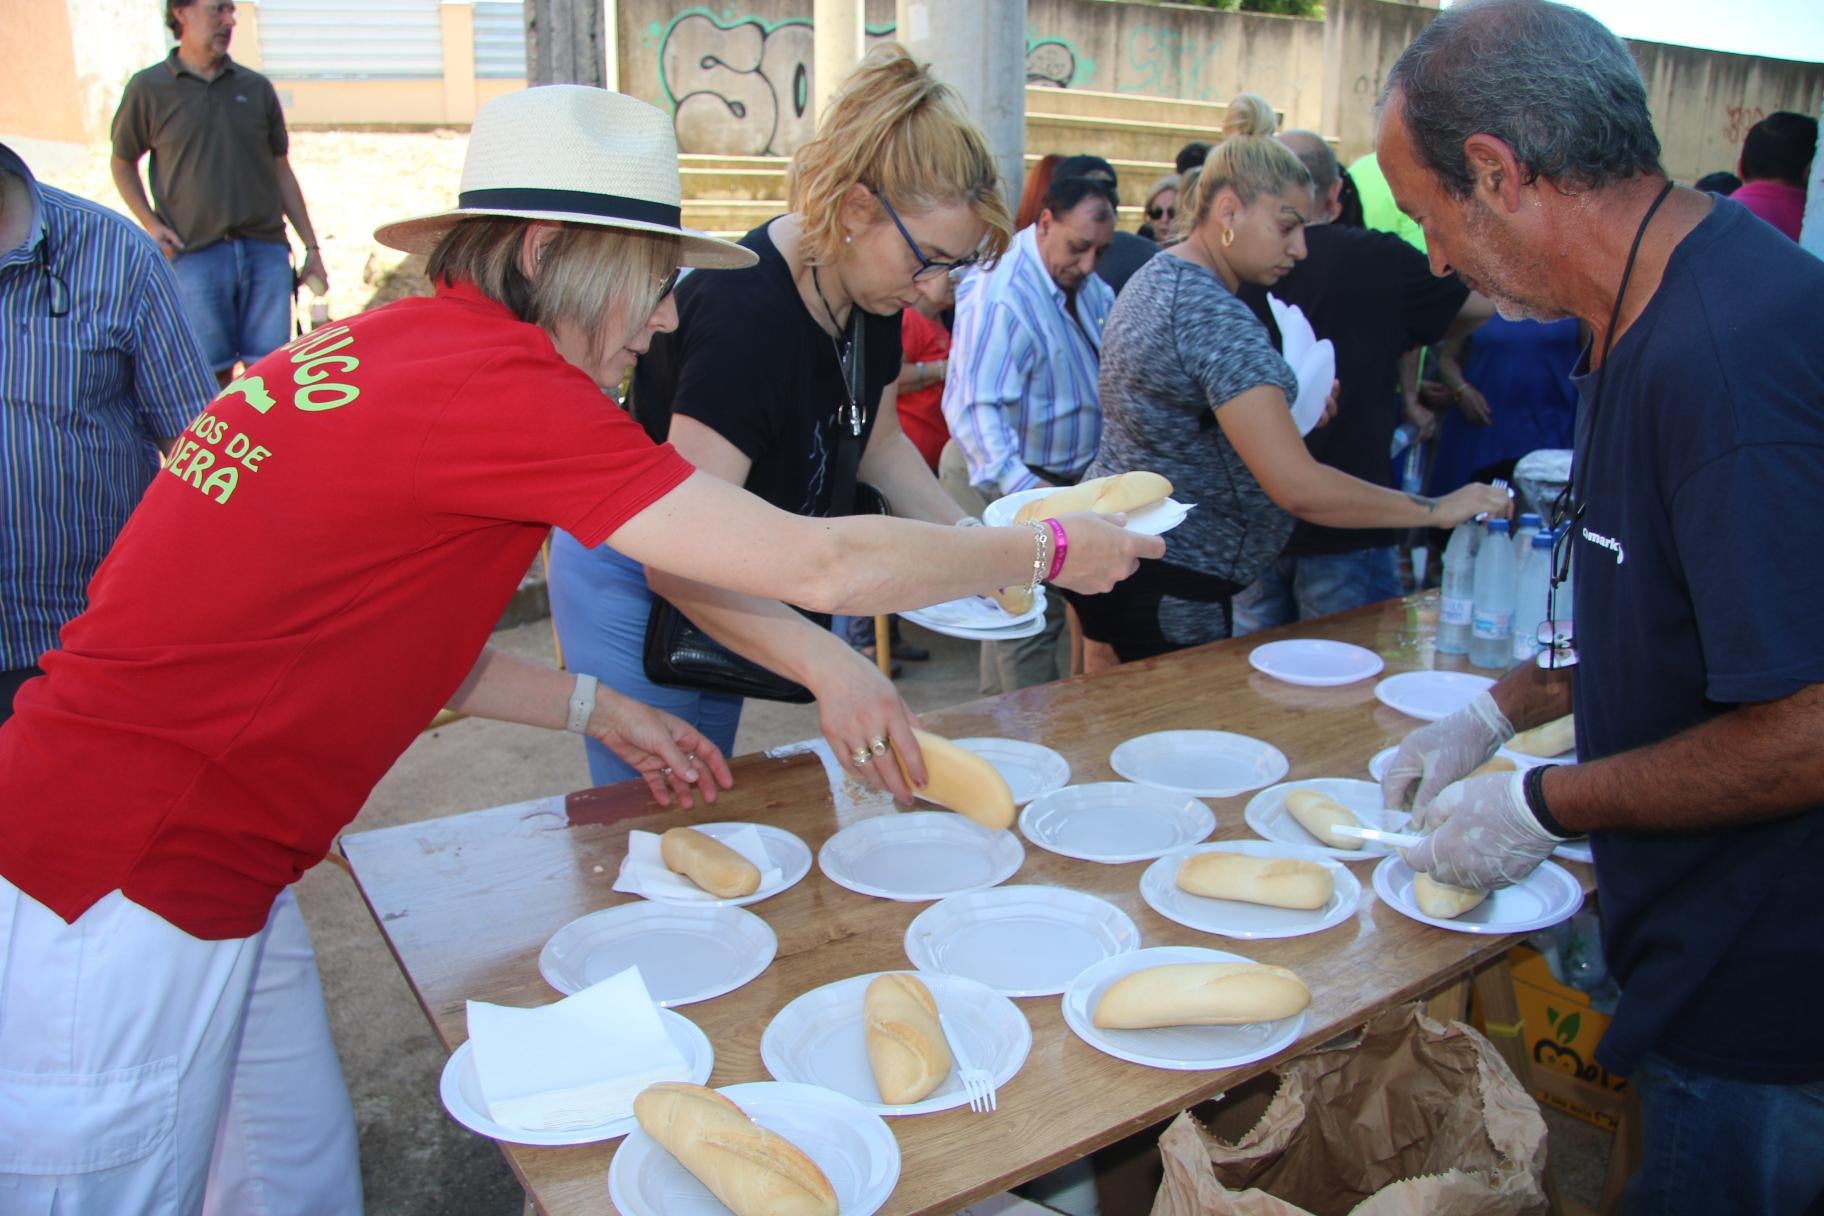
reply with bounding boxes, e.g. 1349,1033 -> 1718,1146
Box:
1152,1004 -> 1548,1216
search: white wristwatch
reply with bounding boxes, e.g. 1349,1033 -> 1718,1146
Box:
564,673 -> 598,734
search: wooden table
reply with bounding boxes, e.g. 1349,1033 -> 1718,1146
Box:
342,593 -> 1589,1215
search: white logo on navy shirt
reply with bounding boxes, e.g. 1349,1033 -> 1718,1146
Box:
1581,527 -> 1626,565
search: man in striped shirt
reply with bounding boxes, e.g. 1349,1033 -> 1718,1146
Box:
940,174 -> 1117,691
0,144 -> 213,723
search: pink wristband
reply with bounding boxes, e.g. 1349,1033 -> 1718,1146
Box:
1043,518 -> 1068,582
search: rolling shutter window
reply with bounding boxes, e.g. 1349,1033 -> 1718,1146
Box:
257,0 -> 443,79
473,2 -> 527,79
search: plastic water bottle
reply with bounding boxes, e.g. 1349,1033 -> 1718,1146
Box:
1470,518 -> 1517,669
1392,423 -> 1425,495
1438,521 -> 1477,654
1511,530 -> 1554,663
1512,511 -> 1541,564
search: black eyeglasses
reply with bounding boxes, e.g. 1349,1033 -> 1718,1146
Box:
1147,204 -> 1176,222
872,188 -> 976,283
38,230 -> 70,319
1535,484 -> 1582,669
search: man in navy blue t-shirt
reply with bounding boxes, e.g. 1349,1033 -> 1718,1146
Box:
1374,3 -> 1824,1214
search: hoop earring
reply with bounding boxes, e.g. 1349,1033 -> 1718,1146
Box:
1221,227 -> 1235,248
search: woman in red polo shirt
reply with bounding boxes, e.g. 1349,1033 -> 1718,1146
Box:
0,86 -> 1156,1214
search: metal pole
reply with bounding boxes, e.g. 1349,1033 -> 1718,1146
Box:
895,0 -> 1027,208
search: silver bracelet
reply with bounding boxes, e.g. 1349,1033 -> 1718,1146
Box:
1024,521 -> 1050,593
564,673 -> 598,734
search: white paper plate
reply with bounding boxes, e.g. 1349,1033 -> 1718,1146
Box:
1553,838 -> 1594,865
1290,339 -> 1336,437
818,811 -> 1024,902
439,1008 -> 712,1146
911,613 -> 1048,642
901,591 -> 1044,631
955,737 -> 1071,806
1372,671 -> 1495,722
1367,746 -> 1398,783
1498,744 -> 1578,768
904,885 -> 1141,997
608,1081 -> 901,1216
1019,782 -> 1215,864
637,822 -> 812,908
1140,841 -> 1362,940
1243,778 -> 1413,861
1061,946 -> 1308,1070
1109,730 -> 1290,798
1248,638 -> 1385,687
1372,856 -> 1584,935
983,487 -> 1195,537
760,971 -> 1032,1116
538,903 -> 776,1004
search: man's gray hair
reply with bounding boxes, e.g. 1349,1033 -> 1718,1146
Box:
1381,0 -> 1661,199
1278,131 -> 1338,199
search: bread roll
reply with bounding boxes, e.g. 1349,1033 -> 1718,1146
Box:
1012,471 -> 1173,524
864,973 -> 951,1104
1093,963 -> 1311,1029
991,584 -> 1034,616
633,1082 -> 838,1216
1412,872 -> 1489,919
1468,755 -> 1517,779
660,827 -> 762,898
1175,852 -> 1333,910
1508,714 -> 1575,757
1284,789 -> 1364,850
895,729 -> 1016,830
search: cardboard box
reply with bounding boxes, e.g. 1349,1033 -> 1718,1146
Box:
1501,945 -> 1629,1130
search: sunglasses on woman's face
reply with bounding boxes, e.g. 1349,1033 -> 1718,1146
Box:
1147,205 -> 1176,222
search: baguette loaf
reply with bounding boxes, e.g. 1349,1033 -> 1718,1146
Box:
1412,871 -> 1489,919
1507,714 -> 1575,757
1174,852 -> 1333,910
1012,471 -> 1173,524
864,973 -> 951,1104
1468,755 -> 1517,779
660,827 -> 762,898
895,728 -> 1016,830
1093,963 -> 1311,1029
632,1082 -> 838,1216
1284,789 -> 1364,850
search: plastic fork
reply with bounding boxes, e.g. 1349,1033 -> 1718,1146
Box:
1330,823 -> 1426,849
938,1011 -> 996,1113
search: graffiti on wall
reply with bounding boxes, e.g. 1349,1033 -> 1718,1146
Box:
1118,23 -> 1225,103
647,8 -> 1092,155
1722,103 -> 1765,146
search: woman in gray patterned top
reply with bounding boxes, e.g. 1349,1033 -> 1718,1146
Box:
1071,97 -> 1507,665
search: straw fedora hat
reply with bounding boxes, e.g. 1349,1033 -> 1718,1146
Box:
375,85 -> 755,269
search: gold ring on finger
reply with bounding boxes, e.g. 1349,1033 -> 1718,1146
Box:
869,736 -> 889,756
850,745 -> 873,766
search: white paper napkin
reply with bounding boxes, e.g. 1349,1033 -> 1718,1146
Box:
613,825 -> 782,902
466,965 -> 688,1131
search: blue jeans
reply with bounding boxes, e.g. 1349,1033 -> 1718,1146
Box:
546,531 -> 742,789
169,238 -> 293,372
1230,546 -> 1403,636
1622,1053 -> 1824,1215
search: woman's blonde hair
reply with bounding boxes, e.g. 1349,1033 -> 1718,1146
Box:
1186,92 -> 1311,232
426,218 -> 679,358
790,43 -> 1012,267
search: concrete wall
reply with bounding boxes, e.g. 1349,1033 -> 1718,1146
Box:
1320,0 -> 1824,183
1,0 -> 165,144
1635,40 -> 1824,187
619,0 -> 1324,156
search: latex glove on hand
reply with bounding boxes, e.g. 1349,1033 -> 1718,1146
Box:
1400,770 -> 1565,890
1381,691 -> 1514,827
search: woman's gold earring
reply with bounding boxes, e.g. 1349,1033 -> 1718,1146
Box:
1221,227 -> 1235,248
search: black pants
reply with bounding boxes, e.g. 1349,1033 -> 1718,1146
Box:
0,665 -> 44,729
1063,561 -> 1244,664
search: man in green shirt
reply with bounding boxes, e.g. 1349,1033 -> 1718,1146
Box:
111,0 -> 326,384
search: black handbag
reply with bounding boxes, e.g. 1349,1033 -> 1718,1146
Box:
641,310 -> 884,703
